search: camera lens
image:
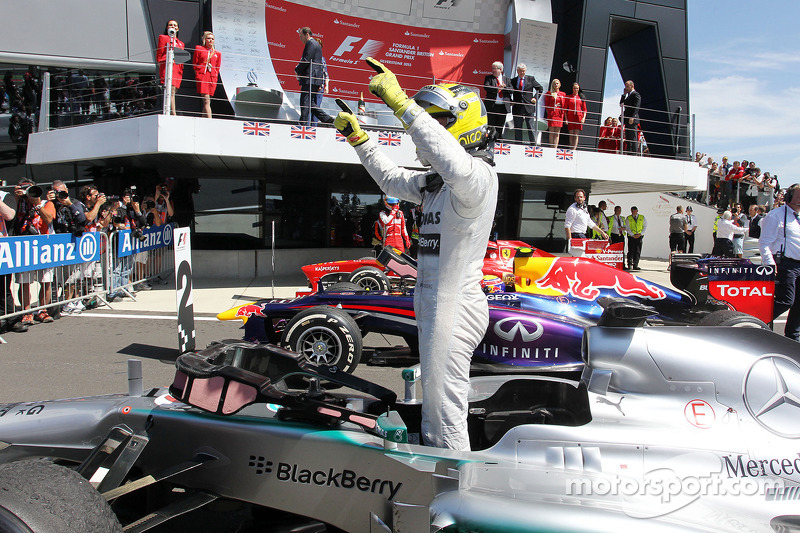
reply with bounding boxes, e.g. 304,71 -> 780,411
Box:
25,185 -> 43,198
56,191 -> 69,200
131,195 -> 141,203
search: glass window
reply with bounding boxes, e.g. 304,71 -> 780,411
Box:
519,189 -> 566,252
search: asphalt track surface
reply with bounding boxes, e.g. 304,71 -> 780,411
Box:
0,286 -> 788,532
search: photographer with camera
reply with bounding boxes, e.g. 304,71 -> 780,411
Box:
51,180 -> 89,316
12,178 -> 56,326
106,195 -> 136,302
51,180 -> 87,237
124,187 -> 156,290
0,189 -> 26,333
64,184 -> 108,312
109,187 -> 150,300
154,180 -> 174,224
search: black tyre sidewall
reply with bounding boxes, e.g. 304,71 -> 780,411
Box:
282,306 -> 363,373
0,461 -> 122,533
0,505 -> 35,533
325,281 -> 362,293
698,310 -> 769,329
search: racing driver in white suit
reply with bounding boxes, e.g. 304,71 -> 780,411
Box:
334,58 -> 498,450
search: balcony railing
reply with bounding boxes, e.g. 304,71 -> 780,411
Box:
34,46 -> 694,161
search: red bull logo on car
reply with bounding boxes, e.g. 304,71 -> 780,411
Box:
235,303 -> 269,318
516,257 -> 666,301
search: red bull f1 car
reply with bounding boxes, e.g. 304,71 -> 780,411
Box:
0,316 -> 798,532
219,252 -> 775,374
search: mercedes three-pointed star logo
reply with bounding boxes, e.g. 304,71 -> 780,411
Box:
743,355 -> 800,438
493,316 -> 544,342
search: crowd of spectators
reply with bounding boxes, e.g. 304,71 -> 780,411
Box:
52,70 -> 161,122
690,151 -> 781,213
0,178 -> 174,334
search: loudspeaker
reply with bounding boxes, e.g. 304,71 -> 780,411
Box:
545,191 -> 567,210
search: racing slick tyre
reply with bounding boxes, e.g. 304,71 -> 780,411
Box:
282,306 -> 363,373
348,266 -> 390,292
325,282 -> 362,293
0,460 -> 122,533
697,310 -> 769,329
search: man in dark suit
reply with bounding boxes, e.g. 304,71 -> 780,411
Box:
619,80 -> 641,155
509,63 -> 543,145
295,27 -> 334,125
482,61 -> 511,138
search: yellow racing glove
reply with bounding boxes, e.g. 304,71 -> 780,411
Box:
334,111 -> 369,147
366,57 -> 423,128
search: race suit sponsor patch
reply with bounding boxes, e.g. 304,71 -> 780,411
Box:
418,233 -> 441,255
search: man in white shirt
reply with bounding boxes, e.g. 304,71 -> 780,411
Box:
564,189 -> 607,242
609,205 -> 626,243
713,210 -> 745,258
759,183 -> 800,341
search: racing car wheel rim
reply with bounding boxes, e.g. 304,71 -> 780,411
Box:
296,326 -> 344,365
355,275 -> 384,291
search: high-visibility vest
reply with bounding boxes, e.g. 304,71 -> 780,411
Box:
626,214 -> 644,234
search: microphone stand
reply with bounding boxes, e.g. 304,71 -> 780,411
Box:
163,33 -> 175,115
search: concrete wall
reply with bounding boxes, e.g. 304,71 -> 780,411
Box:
193,248 -> 368,279
0,0 -> 155,70
596,192 -> 717,259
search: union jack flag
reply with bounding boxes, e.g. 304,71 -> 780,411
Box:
242,121 -> 270,136
335,131 -> 347,142
378,131 -> 401,146
525,145 -> 543,158
494,142 -> 510,156
556,148 -> 574,161
290,125 -> 317,140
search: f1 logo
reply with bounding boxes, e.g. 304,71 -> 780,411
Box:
332,36 -> 384,59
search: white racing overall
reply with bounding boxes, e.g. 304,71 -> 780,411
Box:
354,112 -> 498,450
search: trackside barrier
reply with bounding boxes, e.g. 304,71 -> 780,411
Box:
107,224 -> 175,300
0,232 -> 109,328
0,225 -> 175,333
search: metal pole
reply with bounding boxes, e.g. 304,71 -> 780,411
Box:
619,101 -> 625,154
163,35 -> 175,115
271,220 -> 275,298
691,113 -> 696,163
38,72 -> 50,132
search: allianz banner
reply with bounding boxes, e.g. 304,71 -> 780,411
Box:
0,233 -> 103,275
116,224 -> 175,258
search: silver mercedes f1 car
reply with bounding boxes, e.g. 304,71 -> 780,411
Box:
0,303 -> 798,532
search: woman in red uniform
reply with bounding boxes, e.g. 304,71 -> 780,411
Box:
193,31 -> 221,118
543,79 -> 565,148
156,20 -> 184,115
598,117 -> 614,153
565,82 -> 586,150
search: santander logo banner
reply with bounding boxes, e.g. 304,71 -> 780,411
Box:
265,1 -> 502,98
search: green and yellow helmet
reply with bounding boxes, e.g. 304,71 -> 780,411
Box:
412,83 -> 490,151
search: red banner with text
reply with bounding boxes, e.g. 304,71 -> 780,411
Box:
265,1 -> 503,101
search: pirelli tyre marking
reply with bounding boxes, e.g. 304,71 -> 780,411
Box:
281,306 -> 363,373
